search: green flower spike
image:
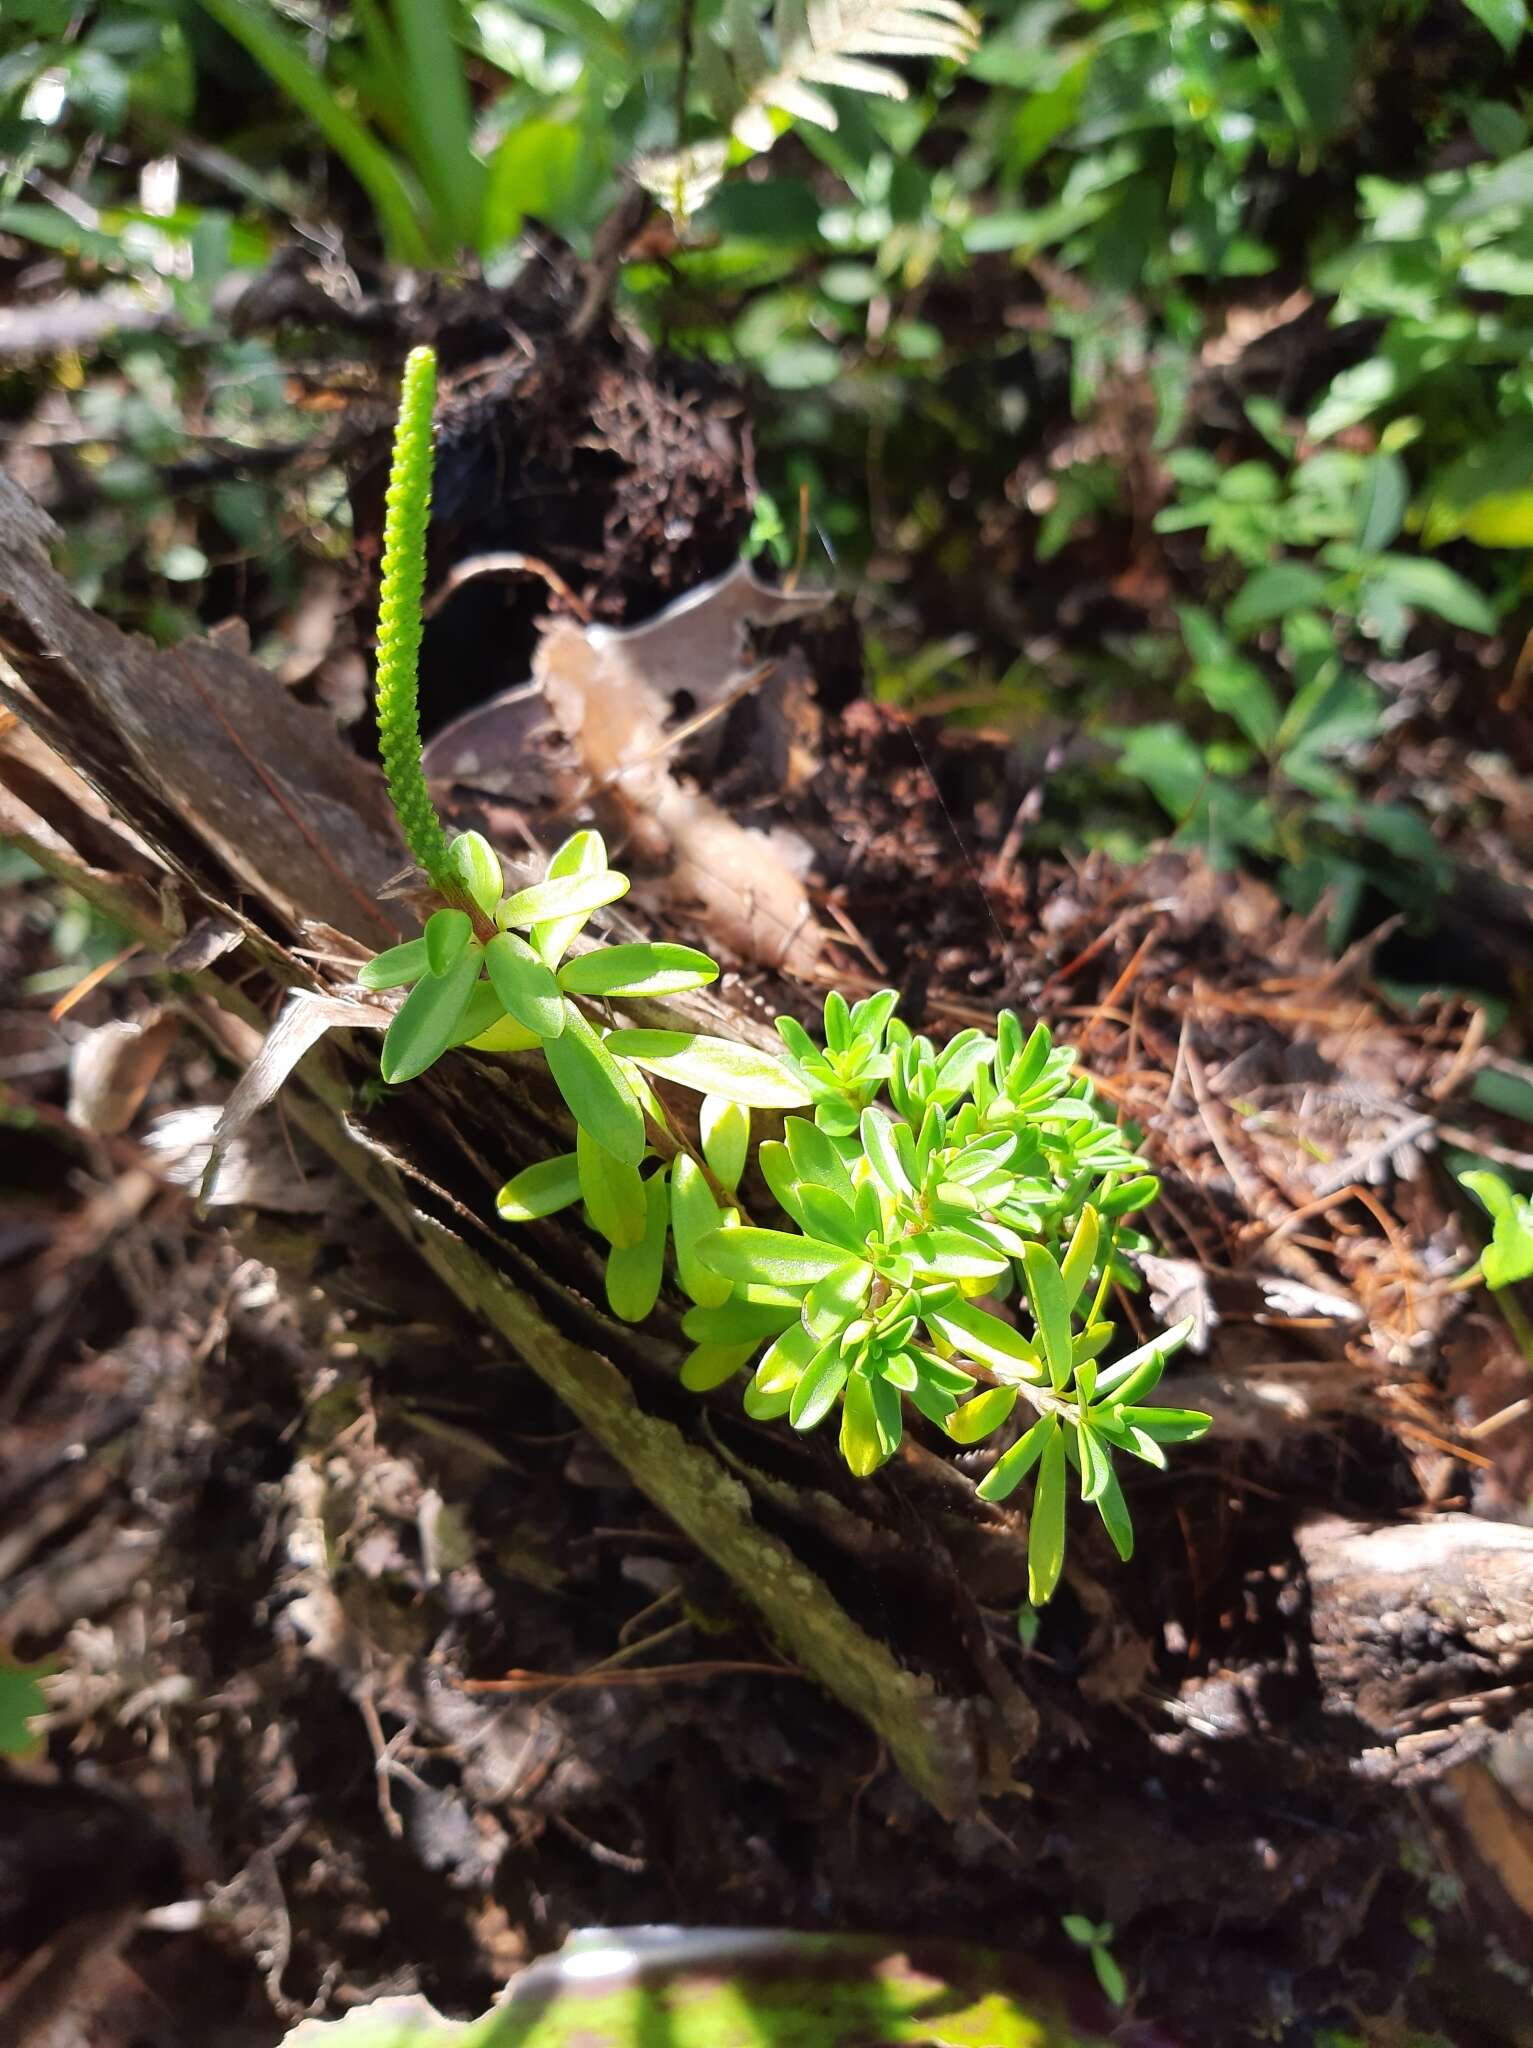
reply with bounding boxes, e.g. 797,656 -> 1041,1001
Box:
375,344 -> 450,890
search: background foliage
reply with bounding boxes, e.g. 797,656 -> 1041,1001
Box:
2,0 -> 1531,950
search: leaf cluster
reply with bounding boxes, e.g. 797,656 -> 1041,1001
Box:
673,993 -> 1208,1604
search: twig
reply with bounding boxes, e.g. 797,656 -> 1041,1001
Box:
1309,1112 -> 1437,1199
422,551 -> 591,623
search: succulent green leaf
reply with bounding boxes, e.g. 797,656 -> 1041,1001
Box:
1071,1323 -> 1115,1368
783,1117 -> 856,1201
603,1030 -> 812,1107
860,1106 -> 913,1196
576,1126 -> 648,1248
458,1007 -> 542,1053
448,829 -> 503,917
789,1340 -> 849,1429
358,937 -> 430,990
743,1379 -> 795,1420
775,1014 -> 819,1063
1077,1422 -> 1114,1503
1059,1205 -> 1100,1306
840,1368 -> 891,1476
696,1226 -> 858,1288
485,930 -> 565,1037
558,943 -> 719,999
680,1340 -> 760,1391
699,1095 -> 750,1193
1099,1174 -> 1158,1218
496,1151 -> 582,1223
804,1258 -> 874,1329
500,868 -> 630,930
605,1166 -> 670,1322
681,1296 -> 798,1344
543,1002 -> 646,1165
671,1153 -> 733,1307
1022,1242 -> 1073,1390
753,1320 -> 820,1396
923,1298 -> 1043,1379
1462,1169 -> 1533,1288
380,946 -> 481,1083
1093,1461 -> 1135,1562
530,830 -> 610,966
944,1384 -> 1018,1444
759,1140 -> 812,1229
1028,1421 -> 1068,1605
1116,1404 -> 1212,1444
976,1411 -> 1055,1503
797,1183 -> 865,1253
868,1373 -> 903,1459
425,907 -> 474,977
906,1231 -> 1010,1282
1093,1317 -> 1195,1402
907,1372 -> 959,1428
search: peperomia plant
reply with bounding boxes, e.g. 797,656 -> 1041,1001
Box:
360,346 -> 1210,1604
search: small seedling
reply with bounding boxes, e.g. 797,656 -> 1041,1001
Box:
356,346 -> 1210,1601
1062,1915 -> 1126,2008
1460,1169 -> 1533,1290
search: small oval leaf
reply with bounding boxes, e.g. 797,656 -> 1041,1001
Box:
576,1125 -> 648,1249
671,1153 -> 732,1307
485,930 -> 565,1038
500,867 -> 629,930
542,1002 -> 646,1165
496,1152 -> 581,1223
680,1340 -> 759,1392
1022,1242 -> 1073,1390
603,1030 -> 812,1108
558,942 -> 719,999
448,829 -> 504,917
380,948 -> 481,1084
606,1167 -> 670,1322
530,829 -> 609,967
425,907 -> 474,978
358,937 -> 429,990
789,1340 -> 849,1430
944,1384 -> 1018,1445
1028,1422 -> 1068,1605
699,1095 -> 750,1193
696,1226 -> 858,1288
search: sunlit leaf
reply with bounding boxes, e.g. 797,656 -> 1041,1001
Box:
1028,1421 -> 1067,1604
358,937 -> 429,990
425,907 -> 474,977
485,931 -> 565,1038
606,1167 -> 670,1322
604,1030 -> 812,1107
700,1095 -> 751,1193
577,1126 -> 648,1249
671,1154 -> 733,1307
380,947 -> 481,1083
496,1151 -> 581,1223
697,1226 -> 858,1287
558,943 -> 719,999
542,1003 -> 646,1165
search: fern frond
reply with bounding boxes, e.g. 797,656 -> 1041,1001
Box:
742,0 -> 979,143
633,140 -> 731,222
641,0 -> 977,223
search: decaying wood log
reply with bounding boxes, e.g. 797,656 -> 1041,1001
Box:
1297,1514 -> 1533,1777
